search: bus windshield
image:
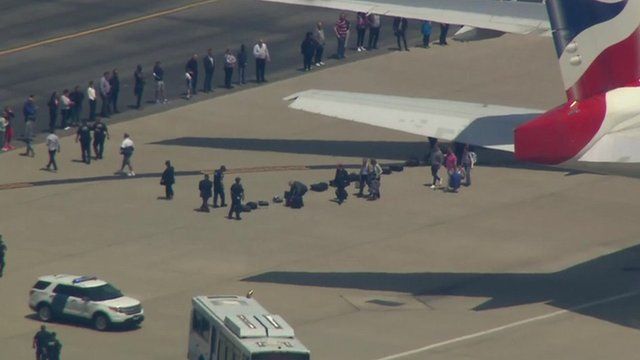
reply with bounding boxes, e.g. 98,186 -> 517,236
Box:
252,353 -> 310,360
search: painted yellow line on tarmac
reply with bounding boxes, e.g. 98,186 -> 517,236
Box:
0,0 -> 220,57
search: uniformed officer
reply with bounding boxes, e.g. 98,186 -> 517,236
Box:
32,325 -> 50,360
213,165 -> 227,208
92,118 -> 109,160
334,164 -> 349,205
45,332 -> 62,360
161,160 -> 175,200
75,121 -> 92,164
198,174 -> 213,212
228,177 -> 244,220
0,235 -> 6,278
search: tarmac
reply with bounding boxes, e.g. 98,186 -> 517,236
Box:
2,31 -> 640,360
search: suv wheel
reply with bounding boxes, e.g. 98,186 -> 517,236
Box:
37,304 -> 53,322
93,313 -> 110,331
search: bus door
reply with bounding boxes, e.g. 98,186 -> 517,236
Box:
189,310 -> 212,360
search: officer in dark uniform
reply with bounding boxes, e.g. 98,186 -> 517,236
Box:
161,160 -> 175,200
32,325 -> 50,360
285,180 -> 307,208
213,165 -> 227,208
92,118 -> 109,159
228,177 -> 244,220
0,235 -> 6,278
75,121 -> 92,164
333,164 -> 349,205
198,174 -> 213,212
45,332 -> 62,360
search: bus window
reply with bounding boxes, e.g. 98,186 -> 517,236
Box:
192,310 -> 211,341
210,329 -> 217,355
251,353 -> 310,360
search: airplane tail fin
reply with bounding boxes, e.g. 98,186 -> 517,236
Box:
546,0 -> 640,102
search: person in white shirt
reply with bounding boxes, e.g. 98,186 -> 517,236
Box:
87,81 -> 97,121
253,39 -> 270,83
224,49 -> 237,89
59,89 -> 73,130
45,130 -> 61,171
119,133 -> 135,176
99,72 -> 111,117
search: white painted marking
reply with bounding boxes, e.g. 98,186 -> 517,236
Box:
373,290 -> 640,360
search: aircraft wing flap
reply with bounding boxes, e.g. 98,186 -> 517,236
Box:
284,90 -> 542,151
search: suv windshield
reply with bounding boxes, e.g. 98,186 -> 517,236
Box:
84,284 -> 123,301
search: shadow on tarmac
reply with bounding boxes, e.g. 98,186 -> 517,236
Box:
243,244 -> 640,329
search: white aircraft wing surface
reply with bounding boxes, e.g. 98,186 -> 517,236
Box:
259,0 -> 550,35
284,90 -> 542,151
579,129 -> 640,163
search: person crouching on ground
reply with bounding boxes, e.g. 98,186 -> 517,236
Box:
285,180 -> 308,208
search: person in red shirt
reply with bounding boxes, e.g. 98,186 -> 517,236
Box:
334,13 -> 350,59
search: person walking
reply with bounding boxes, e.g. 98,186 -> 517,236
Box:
237,44 -> 247,85
45,332 -> 62,360
313,22 -> 326,66
334,13 -> 350,59
369,159 -> 382,200
421,20 -> 432,48
461,144 -> 476,186
224,49 -> 237,89
430,144 -> 443,189
47,92 -> 59,132
0,235 -> 6,278
22,95 -> 37,139
2,107 -> 15,151
45,129 -> 60,171
161,160 -> 175,200
368,14 -> 381,49
213,165 -> 227,207
119,133 -> 135,176
198,174 -> 213,212
75,121 -> 92,164
356,12 -> 368,51
228,177 -> 244,220
32,325 -> 51,360
22,134 -> 35,158
87,81 -> 97,121
153,61 -> 167,104
253,39 -> 270,83
439,23 -> 450,45
92,118 -> 109,160
186,54 -> 199,94
393,17 -> 409,51
110,69 -> 120,113
99,71 -> 111,117
59,90 -> 72,130
203,49 -> 215,92
334,163 -> 349,204
133,65 -> 145,109
69,86 -> 84,126
300,32 -> 317,71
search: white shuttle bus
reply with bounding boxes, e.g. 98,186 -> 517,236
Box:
188,295 -> 310,360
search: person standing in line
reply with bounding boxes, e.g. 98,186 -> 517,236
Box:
430,143 -> 443,189
300,32 -> 317,71
133,65 -> 145,109
87,81 -> 97,121
59,90 -> 72,130
224,48 -> 237,89
253,39 -> 270,83
237,44 -> 247,85
0,236 -> 6,278
45,129 -> 60,172
198,174 -> 213,212
47,92 -> 59,132
461,144 -> 475,186
69,86 -> 84,126
99,71 -> 111,117
313,22 -> 326,66
22,95 -> 37,139
393,17 -> 409,51
2,107 -> 15,151
75,121 -> 92,164
153,61 -> 167,104
161,160 -> 175,200
185,70 -> 193,100
0,114 -> 6,150
45,332 -> 62,360
213,165 -> 227,207
119,133 -> 135,176
32,325 -> 51,360
110,69 -> 120,113
368,159 -> 382,200
357,158 -> 370,197
356,12 -> 368,52
92,118 -> 109,160
186,54 -> 199,94
334,163 -> 349,204
421,20 -> 432,48
203,49 -> 215,93
334,13 -> 350,59
368,13 -> 381,49
445,146 -> 457,181
228,177 -> 244,220
439,23 -> 450,45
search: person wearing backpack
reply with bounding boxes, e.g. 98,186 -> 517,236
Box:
461,144 -> 476,186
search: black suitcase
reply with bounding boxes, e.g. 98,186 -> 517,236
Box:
390,164 -> 404,172
382,167 -> 392,175
246,201 -> 258,210
310,182 -> 329,192
242,205 -> 252,212
258,200 -> 269,206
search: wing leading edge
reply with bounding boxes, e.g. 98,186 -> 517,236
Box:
259,0 -> 550,36
284,90 -> 542,152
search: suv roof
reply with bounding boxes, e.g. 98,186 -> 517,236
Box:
37,274 -> 107,288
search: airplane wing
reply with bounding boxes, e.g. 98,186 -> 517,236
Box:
259,0 -> 550,36
578,129 -> 640,163
284,90 -> 542,151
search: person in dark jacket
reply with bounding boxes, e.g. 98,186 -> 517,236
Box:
285,180 -> 307,208
0,236 -> 6,277
92,118 -> 109,159
69,86 -> 84,126
198,174 -> 213,212
161,160 -> 175,200
213,165 -> 227,207
45,332 -> 62,360
300,32 -> 317,71
237,44 -> 248,85
33,325 -> 51,360
203,49 -> 215,92
439,23 -> 450,45
334,164 -> 349,204
47,92 -> 59,132
393,17 -> 409,51
186,54 -> 199,94
110,69 -> 120,113
228,177 -> 244,220
133,65 -> 145,109
75,121 -> 92,164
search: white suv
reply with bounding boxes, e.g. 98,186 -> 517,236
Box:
28,274 -> 144,331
